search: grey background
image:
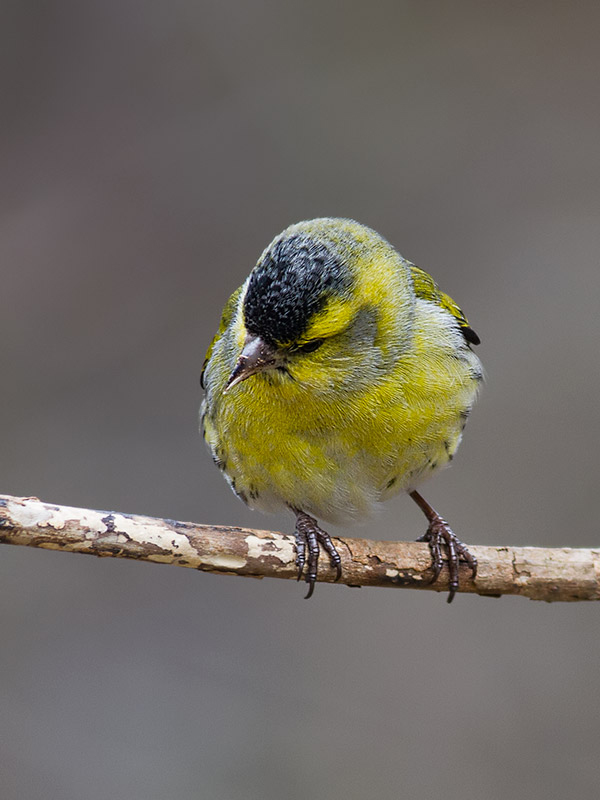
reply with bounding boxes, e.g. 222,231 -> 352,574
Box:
2,2 -> 600,798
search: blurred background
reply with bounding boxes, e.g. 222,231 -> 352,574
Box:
2,1 -> 600,798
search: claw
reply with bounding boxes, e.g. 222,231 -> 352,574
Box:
410,490 -> 476,602
293,511 -> 342,598
295,531 -> 306,581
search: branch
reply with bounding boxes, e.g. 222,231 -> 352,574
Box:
1,494 -> 598,601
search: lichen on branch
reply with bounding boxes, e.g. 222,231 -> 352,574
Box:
1,494 -> 599,601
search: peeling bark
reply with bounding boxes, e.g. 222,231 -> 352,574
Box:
1,494 -> 599,601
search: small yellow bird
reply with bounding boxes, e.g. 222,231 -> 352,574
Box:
201,218 -> 482,602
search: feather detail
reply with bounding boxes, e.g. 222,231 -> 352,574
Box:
409,263 -> 480,345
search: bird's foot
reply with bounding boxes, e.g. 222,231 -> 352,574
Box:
417,516 -> 477,603
409,490 -> 476,603
294,511 -> 342,599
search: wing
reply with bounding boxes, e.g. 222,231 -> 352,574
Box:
200,285 -> 243,389
409,264 -> 480,345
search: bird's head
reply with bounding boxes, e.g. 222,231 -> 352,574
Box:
224,218 -> 414,395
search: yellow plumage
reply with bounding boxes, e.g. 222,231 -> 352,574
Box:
201,218 -> 482,601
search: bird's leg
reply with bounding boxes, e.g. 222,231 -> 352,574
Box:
409,490 -> 477,603
293,510 -> 342,599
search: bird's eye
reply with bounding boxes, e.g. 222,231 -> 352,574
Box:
296,338 -> 324,354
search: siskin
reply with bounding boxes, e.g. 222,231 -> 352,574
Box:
201,218 -> 482,602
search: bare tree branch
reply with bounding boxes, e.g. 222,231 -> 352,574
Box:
1,494 -> 598,601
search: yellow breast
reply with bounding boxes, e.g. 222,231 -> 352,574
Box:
202,295 -> 481,524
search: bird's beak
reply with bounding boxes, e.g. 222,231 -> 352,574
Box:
224,335 -> 282,392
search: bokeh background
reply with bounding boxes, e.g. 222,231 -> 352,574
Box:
2,2 -> 600,798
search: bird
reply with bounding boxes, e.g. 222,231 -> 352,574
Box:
200,218 -> 482,602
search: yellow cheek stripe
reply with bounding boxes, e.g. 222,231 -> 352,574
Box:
302,252 -> 413,356
303,297 -> 357,341
232,299 -> 249,350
